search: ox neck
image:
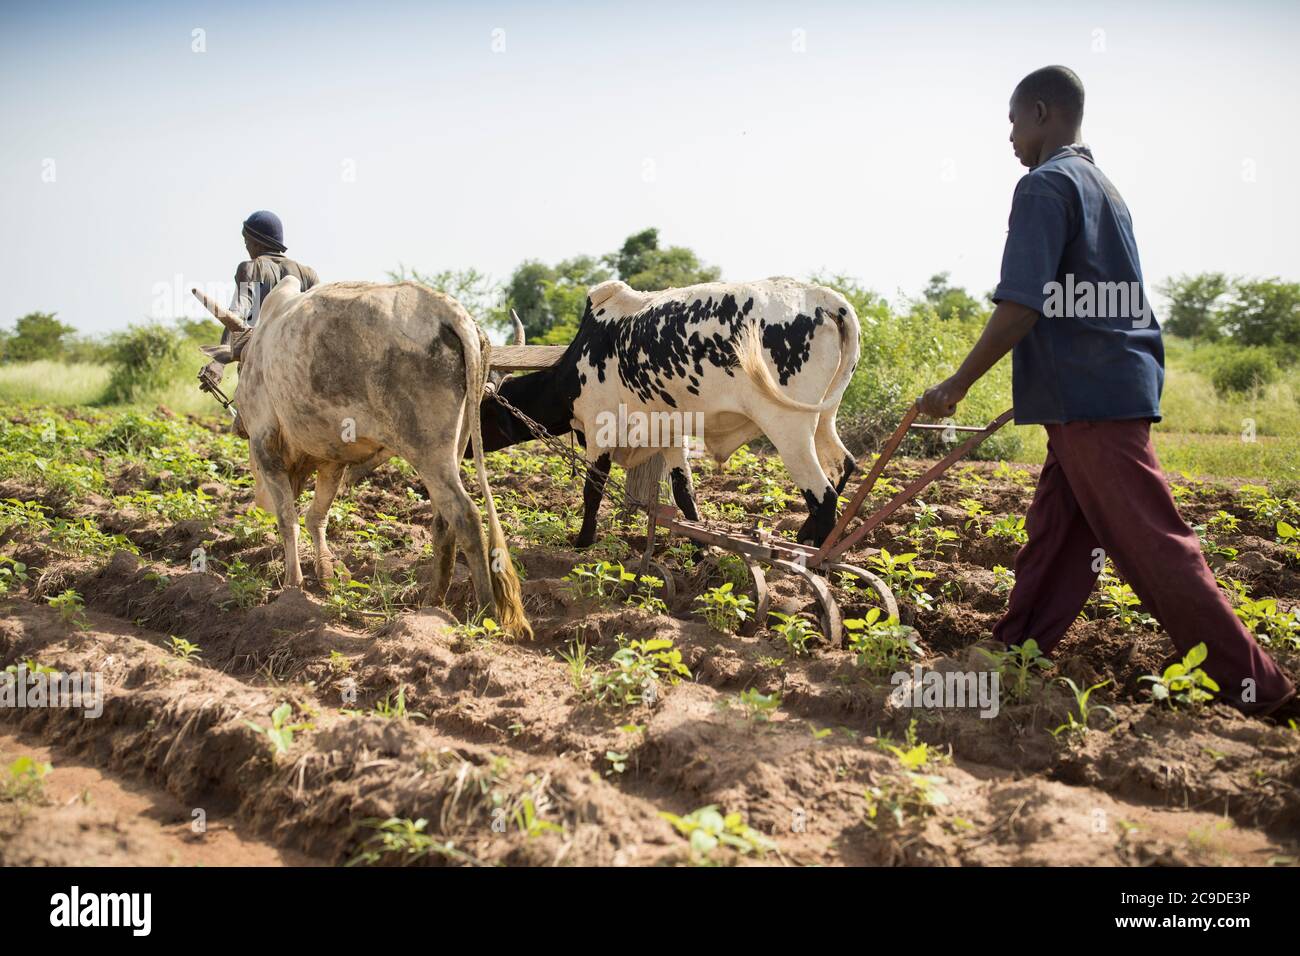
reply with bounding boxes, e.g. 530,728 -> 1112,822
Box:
485,367 -> 574,451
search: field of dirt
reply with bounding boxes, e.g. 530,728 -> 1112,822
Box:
1,403 -> 1298,866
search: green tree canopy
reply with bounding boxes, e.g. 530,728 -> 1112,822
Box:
1158,272 -> 1230,339
1,311 -> 76,363
920,272 -> 986,322
604,227 -> 721,292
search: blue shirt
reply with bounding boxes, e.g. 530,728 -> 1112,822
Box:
993,145 -> 1164,425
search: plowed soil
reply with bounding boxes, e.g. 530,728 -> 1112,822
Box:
2,406 -> 1298,866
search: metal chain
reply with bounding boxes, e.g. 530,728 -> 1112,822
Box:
484,384 -> 640,509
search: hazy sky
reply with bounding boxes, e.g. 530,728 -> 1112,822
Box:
2,0 -> 1297,334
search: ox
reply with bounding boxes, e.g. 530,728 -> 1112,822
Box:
195,277 -> 530,638
481,277 -> 860,547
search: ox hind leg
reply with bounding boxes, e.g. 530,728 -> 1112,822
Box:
305,461 -> 345,583
574,451 -> 611,549
250,436 -> 305,589
757,413 -> 840,546
411,455 -> 496,616
814,409 -> 857,497
424,512 -> 458,607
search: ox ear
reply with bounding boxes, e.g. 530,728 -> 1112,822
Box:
191,288 -> 249,335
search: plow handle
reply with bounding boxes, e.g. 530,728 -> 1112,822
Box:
810,405 -> 1014,566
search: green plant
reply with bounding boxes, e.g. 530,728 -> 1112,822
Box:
658,805 -> 775,865
867,549 -> 935,610
373,686 -> 426,721
864,744 -> 950,829
348,817 -> 469,867
766,611 -> 820,657
167,635 -> 202,662
624,573 -> 668,615
3,755 -> 53,802
1093,568 -> 1156,630
565,560 -> 636,599
959,497 -> 991,530
734,688 -> 781,723
985,514 -> 1028,545
693,582 -> 755,633
47,589 -> 88,629
1050,678 -> 1116,739
558,639 -> 592,693
977,638 -> 1053,703
844,609 -> 921,674
222,557 -> 268,609
991,564 -> 1015,593
0,555 -> 29,595
589,636 -> 690,707
1139,642 -> 1220,708
1231,597 -> 1300,649
244,702 -> 314,755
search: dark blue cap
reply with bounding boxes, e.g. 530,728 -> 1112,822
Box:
242,210 -> 286,253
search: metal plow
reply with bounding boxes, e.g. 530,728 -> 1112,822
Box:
637,404 -> 1014,646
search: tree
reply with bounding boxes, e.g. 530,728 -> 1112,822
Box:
1218,277 -> 1300,347
921,272 -> 985,322
502,256 -> 611,341
1157,272 -> 1229,339
1,311 -> 75,363
604,227 -> 720,292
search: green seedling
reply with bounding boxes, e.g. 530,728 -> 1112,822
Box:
1050,677 -> 1116,739
693,582 -> 755,633
767,611 -> 821,657
1139,642 -> 1219,708
244,702 -> 314,755
659,805 -> 775,865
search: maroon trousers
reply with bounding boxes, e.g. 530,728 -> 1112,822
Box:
992,419 -> 1294,709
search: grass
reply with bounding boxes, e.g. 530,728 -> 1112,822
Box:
0,359 -> 237,417
0,360 -> 111,405
1004,338 -> 1299,485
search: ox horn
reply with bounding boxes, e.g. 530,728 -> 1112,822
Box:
510,308 -> 526,346
191,288 -> 248,334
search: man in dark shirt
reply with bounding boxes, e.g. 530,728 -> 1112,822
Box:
200,210 -> 319,384
919,65 -> 1294,718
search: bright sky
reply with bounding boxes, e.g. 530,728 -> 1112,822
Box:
2,0 -> 1297,334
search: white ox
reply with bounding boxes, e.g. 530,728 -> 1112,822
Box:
196,277 -> 530,638
480,277 -> 861,546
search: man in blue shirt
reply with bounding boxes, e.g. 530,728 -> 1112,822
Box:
919,66 -> 1294,718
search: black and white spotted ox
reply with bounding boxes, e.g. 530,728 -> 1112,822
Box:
482,277 -> 861,546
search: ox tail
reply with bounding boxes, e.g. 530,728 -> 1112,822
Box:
458,317 -> 532,640
733,298 -> 860,414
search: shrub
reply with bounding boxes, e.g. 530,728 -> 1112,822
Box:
102,323 -> 186,404
1207,346 -> 1279,395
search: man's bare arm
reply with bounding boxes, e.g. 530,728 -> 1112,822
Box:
918,300 -> 1038,417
